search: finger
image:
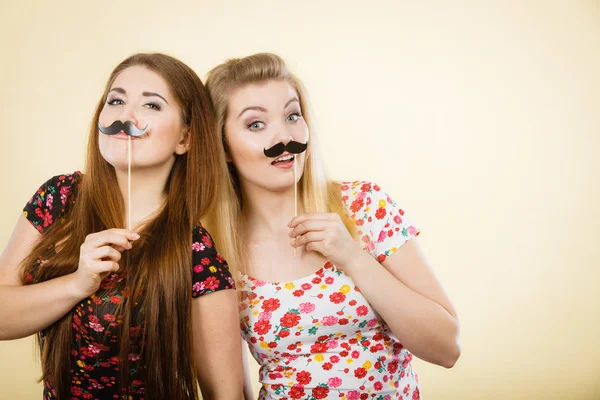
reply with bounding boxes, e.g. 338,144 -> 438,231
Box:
292,231 -> 326,248
288,213 -> 336,228
107,229 -> 140,240
87,232 -> 135,250
89,246 -> 123,263
94,260 -> 120,274
289,220 -> 330,238
111,244 -> 128,253
304,240 -> 325,254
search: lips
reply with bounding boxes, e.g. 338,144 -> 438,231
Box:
112,131 -> 142,140
271,153 -> 295,165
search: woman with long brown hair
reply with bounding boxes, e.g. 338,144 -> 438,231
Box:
0,53 -> 243,399
204,53 -> 460,399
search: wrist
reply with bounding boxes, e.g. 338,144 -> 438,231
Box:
339,249 -> 372,275
63,273 -> 87,300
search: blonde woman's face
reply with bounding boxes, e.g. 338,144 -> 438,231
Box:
224,80 -> 309,193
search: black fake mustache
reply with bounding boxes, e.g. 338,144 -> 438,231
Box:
263,141 -> 308,158
98,120 -> 148,137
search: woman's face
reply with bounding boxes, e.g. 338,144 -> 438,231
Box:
224,79 -> 309,194
98,65 -> 189,171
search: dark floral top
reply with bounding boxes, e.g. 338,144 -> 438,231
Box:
23,172 -> 235,400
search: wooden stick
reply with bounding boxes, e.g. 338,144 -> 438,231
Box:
293,158 -> 297,257
128,135 -> 132,231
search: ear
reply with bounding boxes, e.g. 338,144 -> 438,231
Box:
175,126 -> 190,155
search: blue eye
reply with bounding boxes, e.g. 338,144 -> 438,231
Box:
248,121 -> 265,131
287,113 -> 302,122
107,98 -> 124,106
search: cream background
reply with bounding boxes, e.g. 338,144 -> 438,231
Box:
0,1 -> 598,399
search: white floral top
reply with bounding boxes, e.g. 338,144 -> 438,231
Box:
239,182 -> 422,400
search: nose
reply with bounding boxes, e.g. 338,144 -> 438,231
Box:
118,103 -> 140,128
272,121 -> 294,145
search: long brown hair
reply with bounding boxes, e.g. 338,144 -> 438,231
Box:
20,53 -> 225,400
204,53 -> 357,276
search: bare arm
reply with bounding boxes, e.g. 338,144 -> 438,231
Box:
344,238 -> 461,368
192,289 -> 244,400
0,215 -> 82,339
290,212 -> 461,368
0,214 -> 135,340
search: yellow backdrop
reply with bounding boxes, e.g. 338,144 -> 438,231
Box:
1,1 -> 598,399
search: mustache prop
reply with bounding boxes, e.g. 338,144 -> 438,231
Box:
98,120 -> 148,137
263,140 -> 308,158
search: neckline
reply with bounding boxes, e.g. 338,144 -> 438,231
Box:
240,261 -> 335,286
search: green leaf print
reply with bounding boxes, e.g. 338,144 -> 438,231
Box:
308,326 -> 318,335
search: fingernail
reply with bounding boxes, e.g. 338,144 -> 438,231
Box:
132,233 -> 140,239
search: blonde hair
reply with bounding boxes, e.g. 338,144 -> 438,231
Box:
204,53 -> 356,276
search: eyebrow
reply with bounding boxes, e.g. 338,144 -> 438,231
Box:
108,87 -> 169,104
238,97 -> 300,118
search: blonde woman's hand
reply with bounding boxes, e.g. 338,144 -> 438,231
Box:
288,213 -> 362,270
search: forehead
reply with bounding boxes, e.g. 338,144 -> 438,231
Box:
110,65 -> 172,98
229,80 -> 299,112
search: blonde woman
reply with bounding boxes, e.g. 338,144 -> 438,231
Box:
205,53 -> 460,400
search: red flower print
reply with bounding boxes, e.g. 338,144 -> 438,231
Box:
103,314 -> 116,322
339,318 -> 349,325
325,276 -> 334,284
377,254 -> 387,262
262,298 -> 281,312
361,183 -> 371,192
301,283 -> 312,290
280,312 -> 301,328
330,355 -> 340,363
351,350 -> 360,359
413,388 -> 421,399
278,329 -> 290,338
310,342 -> 328,353
293,289 -> 304,297
296,371 -> 312,385
356,305 -> 369,316
354,367 -> 367,379
322,362 -> 333,370
71,386 -> 83,396
375,207 -> 387,220
110,295 -> 121,304
203,276 -> 220,290
374,381 -> 383,391
201,257 -> 210,265
350,199 -> 364,213
201,233 -> 213,247
388,360 -> 399,373
394,215 -> 402,224
312,277 -> 322,284
311,386 -> 329,399
349,299 -> 357,306
289,386 -> 305,399
329,292 -> 346,304
254,320 -> 272,335
268,341 -> 277,348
